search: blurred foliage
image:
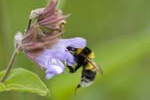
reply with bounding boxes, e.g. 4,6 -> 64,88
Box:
0,0 -> 150,100
0,68 -> 49,97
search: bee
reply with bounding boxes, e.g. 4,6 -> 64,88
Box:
66,46 -> 103,91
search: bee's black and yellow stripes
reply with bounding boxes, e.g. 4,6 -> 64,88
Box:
67,46 -> 98,89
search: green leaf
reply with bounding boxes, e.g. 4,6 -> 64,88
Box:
0,68 -> 50,97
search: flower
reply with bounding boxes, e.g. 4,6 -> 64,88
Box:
35,37 -> 86,79
22,0 -> 68,55
14,0 -> 87,79
30,0 -> 68,33
15,33 -> 86,79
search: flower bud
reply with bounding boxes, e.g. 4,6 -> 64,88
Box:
30,8 -> 45,19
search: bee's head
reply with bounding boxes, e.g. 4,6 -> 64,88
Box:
67,46 -> 77,51
82,47 -> 92,55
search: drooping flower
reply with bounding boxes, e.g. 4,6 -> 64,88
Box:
14,0 -> 87,79
30,0 -> 68,33
15,31 -> 86,79
22,0 -> 68,55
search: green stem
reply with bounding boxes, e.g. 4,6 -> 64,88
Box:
0,48 -> 19,83
0,15 -> 32,83
26,19 -> 31,33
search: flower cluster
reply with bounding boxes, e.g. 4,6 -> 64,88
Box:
15,0 -> 86,79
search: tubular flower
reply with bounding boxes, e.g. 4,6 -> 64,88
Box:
35,37 -> 86,79
14,0 -> 87,79
15,31 -> 86,79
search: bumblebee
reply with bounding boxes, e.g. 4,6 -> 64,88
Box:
67,46 -> 103,90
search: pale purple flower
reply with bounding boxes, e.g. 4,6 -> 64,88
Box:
36,37 -> 86,79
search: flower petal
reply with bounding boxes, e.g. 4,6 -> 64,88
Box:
46,73 -> 55,79
65,50 -> 76,66
45,59 -> 65,79
36,55 -> 65,79
39,0 -> 57,20
60,37 -> 87,48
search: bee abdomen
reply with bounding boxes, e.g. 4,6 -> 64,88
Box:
79,69 -> 96,87
82,69 -> 96,81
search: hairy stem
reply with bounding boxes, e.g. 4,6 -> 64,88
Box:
0,47 -> 19,82
0,18 -> 31,83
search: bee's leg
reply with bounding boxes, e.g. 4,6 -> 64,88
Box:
66,66 -> 75,73
74,64 -> 81,72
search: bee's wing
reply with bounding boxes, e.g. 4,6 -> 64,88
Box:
85,58 -> 103,75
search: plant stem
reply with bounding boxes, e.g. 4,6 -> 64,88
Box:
0,47 -> 19,83
0,16 -> 31,83
26,19 -> 31,33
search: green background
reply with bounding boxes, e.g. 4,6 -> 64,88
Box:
0,0 -> 149,100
